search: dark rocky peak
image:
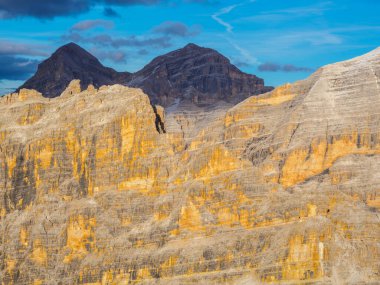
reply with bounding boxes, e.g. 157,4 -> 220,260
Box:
128,43 -> 273,107
52,42 -> 97,60
19,42 -> 131,98
18,42 -> 273,106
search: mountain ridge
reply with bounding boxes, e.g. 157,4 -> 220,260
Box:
19,42 -> 131,97
0,47 -> 380,284
18,42 -> 273,106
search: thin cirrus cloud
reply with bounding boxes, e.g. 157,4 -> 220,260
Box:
211,2 -> 259,70
258,62 -> 314,73
236,2 -> 333,23
211,4 -> 238,33
152,21 -> 201,37
211,0 -> 255,33
71,20 -> 115,31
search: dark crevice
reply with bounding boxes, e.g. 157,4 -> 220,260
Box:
287,123 -> 300,148
152,105 -> 166,134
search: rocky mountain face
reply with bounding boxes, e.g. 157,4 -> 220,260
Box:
0,48 -> 379,284
19,43 -> 131,98
18,43 -> 273,106
129,43 -> 273,106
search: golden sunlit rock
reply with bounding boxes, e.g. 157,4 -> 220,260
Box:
1,48 -> 380,284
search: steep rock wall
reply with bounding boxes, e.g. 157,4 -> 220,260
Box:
1,49 -> 380,284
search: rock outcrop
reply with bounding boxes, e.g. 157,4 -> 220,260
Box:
129,43 -> 273,106
19,43 -> 131,98
1,48 -> 379,284
18,43 -> 273,106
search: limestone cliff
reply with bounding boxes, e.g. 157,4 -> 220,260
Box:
1,48 -> 380,284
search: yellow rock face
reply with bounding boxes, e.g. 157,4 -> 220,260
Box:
64,215 -> 97,263
280,133 -> 380,188
1,48 -> 380,284
31,239 -> 47,266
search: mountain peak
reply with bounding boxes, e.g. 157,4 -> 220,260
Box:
183,43 -> 203,50
54,42 -> 92,56
49,42 -> 100,65
129,43 -> 273,106
19,43 -> 131,97
19,42 -> 272,104
59,42 -> 83,50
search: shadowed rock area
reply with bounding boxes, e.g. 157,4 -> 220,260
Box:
19,43 -> 131,97
18,43 -> 273,106
129,43 -> 273,106
1,48 -> 379,284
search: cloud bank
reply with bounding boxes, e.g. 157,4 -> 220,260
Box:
0,56 -> 39,80
258,62 -> 314,72
153,21 -> 201,37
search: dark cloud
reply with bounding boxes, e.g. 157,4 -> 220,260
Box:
0,56 -> 39,80
138,49 -> 149,55
105,0 -> 160,4
0,0 -> 91,19
258,63 -> 281,72
0,0 -> 214,19
282,64 -> 314,72
111,35 -> 172,48
183,0 -> 219,4
91,49 -> 127,63
62,32 -> 172,48
0,40 -> 45,81
0,0 -> 165,19
103,7 -> 121,17
153,21 -> 201,37
71,20 -> 114,31
258,62 -> 313,72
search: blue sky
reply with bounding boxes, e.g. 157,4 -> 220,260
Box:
0,0 -> 379,94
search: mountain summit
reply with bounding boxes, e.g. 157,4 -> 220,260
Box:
19,42 -> 131,97
18,43 -> 273,106
129,43 -> 273,106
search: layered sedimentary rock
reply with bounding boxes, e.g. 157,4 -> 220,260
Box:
1,48 -> 380,284
17,43 -> 273,106
129,43 -> 273,106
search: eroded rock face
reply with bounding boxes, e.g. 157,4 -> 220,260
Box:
129,43 -> 273,106
18,43 -> 272,107
1,48 -> 380,284
19,43 -> 131,98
